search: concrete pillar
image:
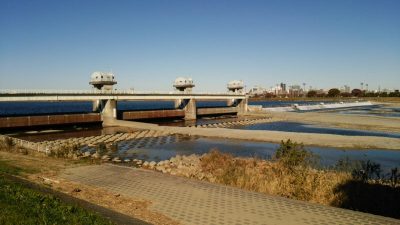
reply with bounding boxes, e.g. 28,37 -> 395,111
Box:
92,100 -> 102,112
174,99 -> 183,109
236,98 -> 248,115
183,99 -> 196,120
227,99 -> 235,107
101,99 -> 117,120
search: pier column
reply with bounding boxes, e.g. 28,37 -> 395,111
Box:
236,98 -> 248,115
174,99 -> 183,109
183,99 -> 196,120
92,100 -> 102,112
227,98 -> 235,107
101,99 -> 117,120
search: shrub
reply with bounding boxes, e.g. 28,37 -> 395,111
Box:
390,168 -> 400,187
352,160 -> 381,181
1,137 -> 16,151
274,139 -> 317,168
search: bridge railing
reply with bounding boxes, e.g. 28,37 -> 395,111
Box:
0,89 -> 245,96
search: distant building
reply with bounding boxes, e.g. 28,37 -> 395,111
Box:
280,83 -> 286,92
289,85 -> 301,97
248,86 -> 266,96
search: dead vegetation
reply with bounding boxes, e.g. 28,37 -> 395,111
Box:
201,144 -> 350,205
198,140 -> 400,218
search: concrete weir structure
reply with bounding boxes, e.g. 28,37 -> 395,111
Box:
0,74 -> 248,128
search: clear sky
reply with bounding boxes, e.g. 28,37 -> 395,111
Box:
0,0 -> 399,92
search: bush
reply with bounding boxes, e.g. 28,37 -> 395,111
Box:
352,160 -> 381,181
1,137 -> 16,151
274,139 -> 317,168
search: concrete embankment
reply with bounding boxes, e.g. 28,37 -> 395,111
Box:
104,119 -> 400,150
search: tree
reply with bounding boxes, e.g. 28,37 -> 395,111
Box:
327,88 -> 340,97
307,90 -> 317,98
351,89 -> 363,97
379,92 -> 388,97
340,92 -> 351,97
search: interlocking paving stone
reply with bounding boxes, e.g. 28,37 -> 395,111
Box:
61,164 -> 400,225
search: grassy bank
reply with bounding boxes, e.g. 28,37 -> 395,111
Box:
0,159 -> 114,225
0,176 -> 113,225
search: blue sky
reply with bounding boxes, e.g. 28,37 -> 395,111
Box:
0,0 -> 399,91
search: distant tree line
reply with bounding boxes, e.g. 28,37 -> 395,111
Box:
252,89 -> 400,98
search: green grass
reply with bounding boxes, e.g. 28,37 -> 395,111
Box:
0,176 -> 114,225
0,160 -> 25,175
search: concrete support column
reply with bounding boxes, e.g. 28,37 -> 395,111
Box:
92,100 -> 102,112
101,99 -> 117,120
226,98 -> 235,107
183,99 -> 196,120
174,99 -> 183,109
237,98 -> 248,115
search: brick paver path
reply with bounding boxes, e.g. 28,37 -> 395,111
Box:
61,164 -> 400,225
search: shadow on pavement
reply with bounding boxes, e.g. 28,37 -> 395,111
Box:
332,180 -> 400,219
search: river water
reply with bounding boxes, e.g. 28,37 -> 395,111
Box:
1,101 -> 399,171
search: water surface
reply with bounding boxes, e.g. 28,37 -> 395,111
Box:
235,121 -> 400,138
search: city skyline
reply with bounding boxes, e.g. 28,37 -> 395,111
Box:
1,0 -> 399,91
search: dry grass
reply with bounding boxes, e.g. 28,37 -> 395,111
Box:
200,149 -> 351,205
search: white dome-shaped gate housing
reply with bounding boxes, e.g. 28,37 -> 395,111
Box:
90,72 -> 117,91
227,80 -> 244,93
173,77 -> 195,93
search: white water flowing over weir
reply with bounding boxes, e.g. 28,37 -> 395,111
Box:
249,101 -> 374,112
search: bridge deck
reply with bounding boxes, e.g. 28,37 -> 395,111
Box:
0,92 -> 246,102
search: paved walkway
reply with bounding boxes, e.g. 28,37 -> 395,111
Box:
61,164 -> 400,225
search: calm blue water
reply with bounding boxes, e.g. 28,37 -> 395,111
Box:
334,106 -> 400,117
117,137 -> 400,172
236,121 -> 400,139
0,101 -> 229,116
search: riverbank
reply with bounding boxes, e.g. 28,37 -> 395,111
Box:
141,147 -> 400,219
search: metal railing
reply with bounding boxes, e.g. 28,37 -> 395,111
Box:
0,89 -> 245,96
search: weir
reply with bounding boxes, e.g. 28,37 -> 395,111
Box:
0,74 -> 248,128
